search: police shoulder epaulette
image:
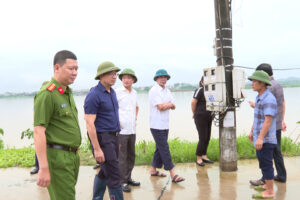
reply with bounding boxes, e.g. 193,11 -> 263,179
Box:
46,83 -> 56,92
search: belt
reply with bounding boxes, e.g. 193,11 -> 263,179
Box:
97,132 -> 119,136
47,144 -> 78,153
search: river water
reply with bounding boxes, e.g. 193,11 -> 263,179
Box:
1,88 -> 299,148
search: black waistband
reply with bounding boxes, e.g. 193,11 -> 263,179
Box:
97,132 -> 119,136
47,144 -> 78,153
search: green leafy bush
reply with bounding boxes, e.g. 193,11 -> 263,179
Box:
0,147 -> 35,167
0,128 -> 4,149
0,136 -> 299,167
21,128 -> 34,140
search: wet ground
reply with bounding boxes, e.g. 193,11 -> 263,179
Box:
1,157 -> 300,200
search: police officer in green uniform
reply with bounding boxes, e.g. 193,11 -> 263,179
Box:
33,50 -> 81,200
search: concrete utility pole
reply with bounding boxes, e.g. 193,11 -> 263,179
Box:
214,0 -> 237,171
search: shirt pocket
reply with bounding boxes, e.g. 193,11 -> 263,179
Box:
57,107 -> 72,118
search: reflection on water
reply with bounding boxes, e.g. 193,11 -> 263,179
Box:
1,157 -> 300,200
196,166 -> 211,200
1,87 -> 300,147
219,171 -> 237,200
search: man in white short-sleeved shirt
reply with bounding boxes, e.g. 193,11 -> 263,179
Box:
149,82 -> 174,130
148,69 -> 185,183
116,68 -> 140,193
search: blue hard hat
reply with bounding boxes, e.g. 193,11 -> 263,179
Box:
153,69 -> 171,81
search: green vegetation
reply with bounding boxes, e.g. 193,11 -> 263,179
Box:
0,128 -> 4,149
134,136 -> 300,165
1,136 -> 299,168
21,128 -> 34,140
0,147 -> 35,167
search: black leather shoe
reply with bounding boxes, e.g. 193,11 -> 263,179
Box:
202,158 -> 214,164
128,179 -> 140,186
274,175 -> 286,183
93,164 -> 100,169
196,161 -> 205,167
122,184 -> 131,192
30,167 -> 39,175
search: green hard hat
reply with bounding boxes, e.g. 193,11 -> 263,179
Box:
248,70 -> 272,86
119,68 -> 137,83
95,61 -> 121,80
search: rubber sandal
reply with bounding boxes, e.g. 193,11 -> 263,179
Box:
150,171 -> 166,177
172,175 -> 185,183
252,192 -> 273,199
254,185 -> 266,191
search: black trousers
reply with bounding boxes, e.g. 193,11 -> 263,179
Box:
35,153 -> 39,169
90,133 -> 121,189
194,112 -> 213,156
273,130 -> 287,181
118,134 -> 136,184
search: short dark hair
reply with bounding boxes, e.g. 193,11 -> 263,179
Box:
53,50 -> 77,66
256,63 -> 273,76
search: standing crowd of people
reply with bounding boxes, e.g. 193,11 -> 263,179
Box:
32,50 -> 287,200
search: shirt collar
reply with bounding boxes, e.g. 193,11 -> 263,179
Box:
155,82 -> 165,91
121,85 -> 134,93
97,81 -> 114,94
121,85 -> 127,91
97,81 -> 107,92
51,78 -> 70,94
257,89 -> 269,102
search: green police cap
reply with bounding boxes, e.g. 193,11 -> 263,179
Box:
95,61 -> 121,80
248,70 -> 272,86
118,68 -> 137,83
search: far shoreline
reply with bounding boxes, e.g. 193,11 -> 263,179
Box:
1,84 -> 300,98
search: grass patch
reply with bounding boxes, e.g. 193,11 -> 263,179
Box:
1,136 -> 300,168
0,147 -> 35,167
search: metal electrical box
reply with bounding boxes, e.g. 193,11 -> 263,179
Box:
232,68 -> 246,99
203,66 -> 227,112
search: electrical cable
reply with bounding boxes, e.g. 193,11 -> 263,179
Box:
234,65 -> 300,71
157,176 -> 171,200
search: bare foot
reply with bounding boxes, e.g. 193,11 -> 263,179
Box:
262,190 -> 274,198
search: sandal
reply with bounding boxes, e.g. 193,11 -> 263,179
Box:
254,185 -> 266,191
252,192 -> 273,199
150,171 -> 167,177
172,175 -> 185,183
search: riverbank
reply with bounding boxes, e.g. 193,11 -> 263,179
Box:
1,136 -> 299,168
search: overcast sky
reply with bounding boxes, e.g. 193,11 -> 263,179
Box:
0,0 -> 299,93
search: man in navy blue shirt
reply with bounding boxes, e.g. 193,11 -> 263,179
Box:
84,61 -> 123,200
